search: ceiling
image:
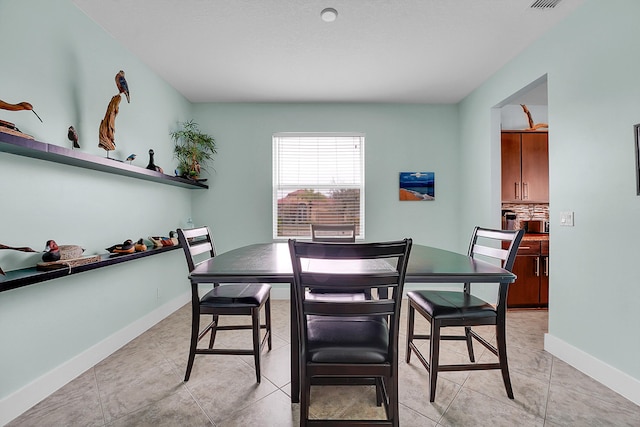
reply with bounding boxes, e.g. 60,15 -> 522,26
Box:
72,0 -> 584,104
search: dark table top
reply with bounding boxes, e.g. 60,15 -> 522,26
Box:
189,242 -> 516,284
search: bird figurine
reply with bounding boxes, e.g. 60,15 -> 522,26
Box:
125,153 -> 136,164
42,240 -> 61,262
0,243 -> 37,275
134,238 -> 147,252
146,149 -> 164,173
106,239 -> 135,254
67,126 -> 80,149
115,70 -> 130,103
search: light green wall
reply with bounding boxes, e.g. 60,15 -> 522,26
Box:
4,0 -> 639,416
459,0 -> 640,381
190,103 -> 462,253
0,0 -> 195,400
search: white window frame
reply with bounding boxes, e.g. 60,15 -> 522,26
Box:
272,132 -> 365,240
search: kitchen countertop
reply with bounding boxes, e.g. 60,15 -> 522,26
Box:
522,233 -> 549,241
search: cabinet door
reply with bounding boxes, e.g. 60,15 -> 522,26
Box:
501,133 -> 522,201
507,255 -> 540,307
540,256 -> 549,305
521,133 -> 549,202
540,240 -> 549,305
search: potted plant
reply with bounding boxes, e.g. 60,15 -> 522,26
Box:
171,120 -> 216,180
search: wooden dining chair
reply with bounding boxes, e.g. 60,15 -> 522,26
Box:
177,227 -> 272,383
289,238 -> 412,427
308,223 -> 372,301
405,226 -> 524,402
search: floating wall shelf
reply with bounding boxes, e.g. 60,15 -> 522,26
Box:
0,131 -> 208,189
0,245 -> 182,293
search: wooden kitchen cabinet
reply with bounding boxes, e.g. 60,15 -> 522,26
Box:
501,131 -> 548,203
507,239 -> 549,308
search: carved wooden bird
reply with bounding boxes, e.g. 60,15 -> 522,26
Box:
115,70 -> 130,103
125,153 -> 136,164
67,126 -> 80,148
42,240 -> 61,262
146,149 -> 163,173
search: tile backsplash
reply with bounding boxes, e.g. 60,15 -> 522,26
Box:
502,203 -> 549,230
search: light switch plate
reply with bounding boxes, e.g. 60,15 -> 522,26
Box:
560,211 -> 574,226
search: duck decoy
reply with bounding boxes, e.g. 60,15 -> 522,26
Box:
0,243 -> 37,275
146,149 -> 163,173
134,238 -> 147,252
42,240 -> 61,262
106,239 -> 135,254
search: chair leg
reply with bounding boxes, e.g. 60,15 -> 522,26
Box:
252,307 -> 262,383
184,307 -> 200,382
428,319 -> 441,402
389,372 -> 399,427
375,377 -> 383,406
265,297 -> 272,350
406,301 -> 415,363
300,372 -> 311,427
464,326 -> 475,362
208,314 -> 219,349
496,321 -> 514,399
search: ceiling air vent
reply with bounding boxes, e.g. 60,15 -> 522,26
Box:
530,0 -> 563,8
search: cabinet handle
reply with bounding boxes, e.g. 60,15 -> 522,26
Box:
544,256 -> 548,276
523,182 -> 529,199
535,257 -> 540,276
514,182 -> 520,199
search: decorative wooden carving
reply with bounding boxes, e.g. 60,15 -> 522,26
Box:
521,104 -> 548,131
98,95 -> 121,152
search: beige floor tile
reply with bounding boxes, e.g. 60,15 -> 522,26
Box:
106,387 -> 213,427
439,387 -> 544,427
8,303 -> 640,427
7,369 -> 104,427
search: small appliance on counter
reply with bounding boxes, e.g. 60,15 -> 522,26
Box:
522,219 -> 549,234
502,210 -> 517,230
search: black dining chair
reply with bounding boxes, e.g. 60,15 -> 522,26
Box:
289,238 -> 412,427
405,226 -> 524,402
177,226 -> 272,383
307,224 -> 371,301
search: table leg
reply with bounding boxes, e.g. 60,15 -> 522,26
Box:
290,281 -> 299,403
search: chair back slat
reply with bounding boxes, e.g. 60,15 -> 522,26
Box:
304,300 -> 396,316
177,226 -> 216,273
471,244 -> 510,263
468,226 -> 523,271
310,224 -> 356,242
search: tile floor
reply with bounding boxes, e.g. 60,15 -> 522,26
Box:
8,300 -> 640,426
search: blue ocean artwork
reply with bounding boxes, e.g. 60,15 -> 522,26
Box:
399,172 -> 435,201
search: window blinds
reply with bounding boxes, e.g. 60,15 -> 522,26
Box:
272,133 -> 365,239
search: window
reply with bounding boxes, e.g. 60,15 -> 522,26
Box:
273,133 -> 365,239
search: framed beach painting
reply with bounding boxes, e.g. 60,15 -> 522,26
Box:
399,172 -> 435,201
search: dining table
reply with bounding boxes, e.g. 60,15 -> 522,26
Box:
188,242 -> 517,403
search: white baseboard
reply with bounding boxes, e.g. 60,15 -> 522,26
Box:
544,332 -> 640,406
0,292 -> 190,427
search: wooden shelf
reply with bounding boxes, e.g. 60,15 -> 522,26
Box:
0,245 -> 182,293
0,131 -> 208,189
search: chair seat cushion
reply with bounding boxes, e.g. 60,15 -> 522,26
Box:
201,283 -> 271,307
306,316 -> 389,363
407,290 -> 496,320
